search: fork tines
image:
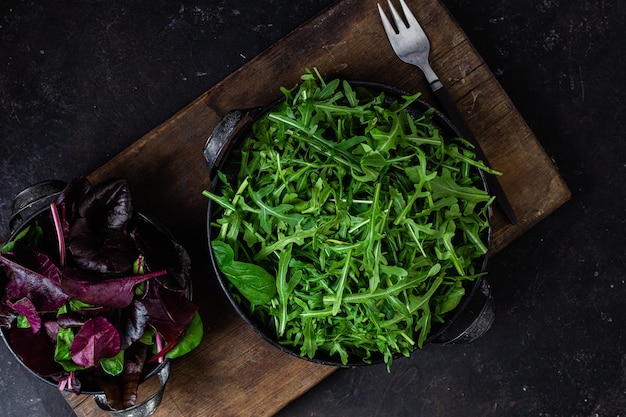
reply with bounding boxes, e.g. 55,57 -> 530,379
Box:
378,0 -> 421,35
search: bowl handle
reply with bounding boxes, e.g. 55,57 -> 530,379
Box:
93,360 -> 170,417
203,107 -> 263,180
9,180 -> 67,234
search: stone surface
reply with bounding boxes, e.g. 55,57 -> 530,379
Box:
1,1 -> 624,416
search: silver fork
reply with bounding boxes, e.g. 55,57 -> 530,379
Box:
378,0 -> 443,92
378,0 -> 518,224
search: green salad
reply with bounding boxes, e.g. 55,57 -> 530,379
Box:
204,69 -> 494,367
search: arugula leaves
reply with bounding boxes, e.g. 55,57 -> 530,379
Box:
205,69 -> 493,367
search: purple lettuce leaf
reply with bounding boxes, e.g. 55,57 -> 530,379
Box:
56,178 -> 135,274
57,312 -> 88,328
68,219 -> 136,274
130,220 -> 191,290
78,178 -> 132,231
9,328 -> 64,377
0,252 -> 70,312
118,300 -> 148,350
6,297 -> 41,333
141,281 -> 197,345
70,316 -> 121,368
95,343 -> 147,410
59,268 -> 164,309
44,319 -> 60,343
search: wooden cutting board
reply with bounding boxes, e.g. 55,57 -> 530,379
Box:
62,0 -> 570,415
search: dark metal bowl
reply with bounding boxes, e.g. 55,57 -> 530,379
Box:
0,181 -> 192,396
204,80 -> 495,367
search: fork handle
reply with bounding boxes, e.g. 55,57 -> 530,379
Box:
431,85 -> 518,225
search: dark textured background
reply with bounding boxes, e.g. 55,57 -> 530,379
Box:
1,1 -> 625,416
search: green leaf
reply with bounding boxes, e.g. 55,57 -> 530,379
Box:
100,349 -> 125,376
1,225 -> 43,252
352,150 -> 388,182
16,314 -> 31,329
430,170 -> 492,203
68,299 -> 94,311
248,186 -> 303,234
166,312 -> 204,359
212,241 -> 276,304
55,327 -> 87,372
211,240 -> 235,267
254,226 -> 317,260
436,282 -> 465,315
330,249 -> 352,316
138,327 -> 156,345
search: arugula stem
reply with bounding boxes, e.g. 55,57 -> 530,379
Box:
202,190 -> 236,211
322,275 -> 434,304
442,231 -> 465,276
331,249 -> 352,316
276,245 -> 292,336
458,221 -> 489,255
403,219 -> 427,258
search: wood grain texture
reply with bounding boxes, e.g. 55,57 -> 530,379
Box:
67,0 -> 570,415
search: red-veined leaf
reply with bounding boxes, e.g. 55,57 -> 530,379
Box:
70,317 -> 120,367
6,297 -> 41,333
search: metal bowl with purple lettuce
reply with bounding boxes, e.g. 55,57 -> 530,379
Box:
0,177 -> 203,412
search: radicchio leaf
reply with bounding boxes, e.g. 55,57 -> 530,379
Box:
6,297 -> 41,333
70,316 -> 121,368
9,328 -> 63,376
0,252 -> 70,312
60,268 -> 166,309
141,281 -> 198,345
